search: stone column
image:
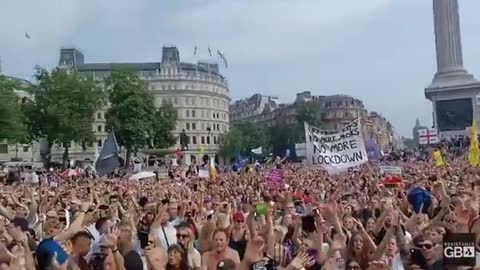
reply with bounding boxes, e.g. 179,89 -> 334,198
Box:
432,0 -> 468,76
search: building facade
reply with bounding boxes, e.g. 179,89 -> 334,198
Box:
230,91 -> 394,150
230,94 -> 278,123
52,46 -> 230,166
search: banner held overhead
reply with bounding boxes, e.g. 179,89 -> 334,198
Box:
304,119 -> 368,173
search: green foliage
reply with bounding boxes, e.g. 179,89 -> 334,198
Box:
268,102 -> 325,155
267,123 -> 296,156
25,68 -> 104,163
0,75 -> 26,143
105,70 -> 155,154
219,122 -> 266,158
152,102 -> 177,149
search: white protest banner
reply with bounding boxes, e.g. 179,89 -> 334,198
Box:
304,119 -> 368,172
198,169 -> 209,178
379,166 -> 402,176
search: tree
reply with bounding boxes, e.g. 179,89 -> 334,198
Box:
267,123 -> 296,157
0,75 -> 26,143
219,122 -> 266,159
27,67 -> 104,165
105,70 -> 155,167
265,102 -> 325,157
294,101 -> 324,142
152,102 -> 177,149
219,128 -> 244,160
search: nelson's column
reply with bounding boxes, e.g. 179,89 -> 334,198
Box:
425,0 -> 480,137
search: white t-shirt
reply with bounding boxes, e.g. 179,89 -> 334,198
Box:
85,224 -> 101,260
380,254 -> 405,270
30,172 -> 39,183
152,223 -> 177,250
133,163 -> 142,173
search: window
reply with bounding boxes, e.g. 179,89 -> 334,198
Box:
186,136 -> 191,144
192,123 -> 196,130
192,110 -> 196,118
201,123 -> 205,130
217,124 -> 220,130
23,146 -> 29,152
97,140 -> 102,147
201,136 -> 205,144
213,136 -> 217,144
206,136 -> 210,144
212,112 -> 216,119
97,125 -> 102,132
97,112 -> 102,120
185,97 -> 190,105
186,110 -> 190,117
0,144 -> 7,154
216,113 -> 220,119
186,123 -> 190,130
192,136 -> 197,144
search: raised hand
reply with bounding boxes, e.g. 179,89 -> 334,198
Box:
367,260 -> 389,270
290,252 -> 312,270
103,227 -> 120,250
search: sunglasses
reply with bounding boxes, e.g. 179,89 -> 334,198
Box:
176,234 -> 190,239
416,243 -> 434,250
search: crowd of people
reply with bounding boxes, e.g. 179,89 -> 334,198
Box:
0,150 -> 479,270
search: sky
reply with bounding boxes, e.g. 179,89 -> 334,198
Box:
1,0 -> 480,138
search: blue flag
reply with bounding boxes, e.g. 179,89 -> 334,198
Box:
234,152 -> 248,169
95,130 -> 120,176
367,137 -> 380,161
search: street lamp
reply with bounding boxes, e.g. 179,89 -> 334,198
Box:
206,127 -> 211,161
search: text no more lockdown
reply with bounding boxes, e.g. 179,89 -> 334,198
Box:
310,139 -> 364,165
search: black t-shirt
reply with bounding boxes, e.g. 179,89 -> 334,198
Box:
123,250 -> 144,270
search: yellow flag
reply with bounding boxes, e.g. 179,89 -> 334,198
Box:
209,156 -> 217,180
469,121 -> 480,166
198,146 -> 204,154
433,149 -> 444,167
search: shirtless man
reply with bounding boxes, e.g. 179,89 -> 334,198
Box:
202,228 -> 240,270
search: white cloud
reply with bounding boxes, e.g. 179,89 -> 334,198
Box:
162,0 -> 394,62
